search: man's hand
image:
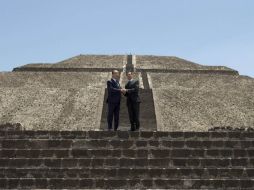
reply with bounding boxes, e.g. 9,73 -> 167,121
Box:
121,88 -> 127,94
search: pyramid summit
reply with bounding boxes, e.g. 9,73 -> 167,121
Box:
0,54 -> 253,131
14,54 -> 237,73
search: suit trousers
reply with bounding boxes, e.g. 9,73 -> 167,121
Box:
107,102 -> 120,130
127,101 -> 140,130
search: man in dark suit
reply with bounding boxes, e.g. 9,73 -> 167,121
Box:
106,70 -> 125,131
123,72 -> 141,131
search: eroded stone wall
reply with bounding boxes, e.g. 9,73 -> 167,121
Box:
0,72 -> 111,130
17,55 -> 124,69
5,54 -> 254,132
149,73 -> 254,131
136,55 -> 236,71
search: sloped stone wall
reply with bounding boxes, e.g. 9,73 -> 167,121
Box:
16,55 -> 124,69
5,54 -> 254,132
136,55 -> 236,71
149,73 -> 254,131
0,72 -> 111,130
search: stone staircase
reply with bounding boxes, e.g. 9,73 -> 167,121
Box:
0,130 -> 254,189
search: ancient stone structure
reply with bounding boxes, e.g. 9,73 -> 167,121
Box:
0,54 -> 254,189
0,54 -> 253,131
0,130 -> 254,189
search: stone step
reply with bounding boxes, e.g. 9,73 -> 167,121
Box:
1,139 -> 254,149
1,130 -> 254,189
0,178 -> 253,189
0,158 -> 253,168
1,148 -> 254,158
1,168 -> 254,179
0,123 -> 22,131
1,130 -> 254,140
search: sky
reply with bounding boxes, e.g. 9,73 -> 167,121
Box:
0,0 -> 253,77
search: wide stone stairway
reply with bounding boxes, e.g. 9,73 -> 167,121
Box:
0,129 -> 254,189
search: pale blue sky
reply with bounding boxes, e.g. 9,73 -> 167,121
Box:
0,0 -> 253,77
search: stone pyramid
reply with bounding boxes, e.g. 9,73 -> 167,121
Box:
0,54 -> 253,131
1,55 -> 254,189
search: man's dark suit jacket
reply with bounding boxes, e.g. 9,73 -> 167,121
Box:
106,78 -> 121,104
124,79 -> 141,103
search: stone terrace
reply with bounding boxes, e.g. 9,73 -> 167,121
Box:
136,55 -> 237,74
15,55 -> 125,69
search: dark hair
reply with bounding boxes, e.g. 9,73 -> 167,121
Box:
112,70 -> 119,74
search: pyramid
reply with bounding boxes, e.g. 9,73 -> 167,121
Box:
1,55 -> 254,189
1,54 -> 253,131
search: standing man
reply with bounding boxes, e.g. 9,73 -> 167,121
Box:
123,72 -> 141,131
106,70 -> 125,131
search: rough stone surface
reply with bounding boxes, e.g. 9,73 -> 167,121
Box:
2,54 -> 254,189
17,55 -> 124,69
0,72 -> 110,130
0,71 -> 109,88
0,130 -> 254,189
2,54 -> 254,132
0,123 -> 23,131
149,73 -> 254,131
136,55 -> 236,71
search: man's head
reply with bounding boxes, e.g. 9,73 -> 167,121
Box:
112,70 -> 120,79
126,71 -> 133,80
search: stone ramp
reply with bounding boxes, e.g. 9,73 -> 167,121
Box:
1,130 -> 254,189
100,88 -> 157,131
